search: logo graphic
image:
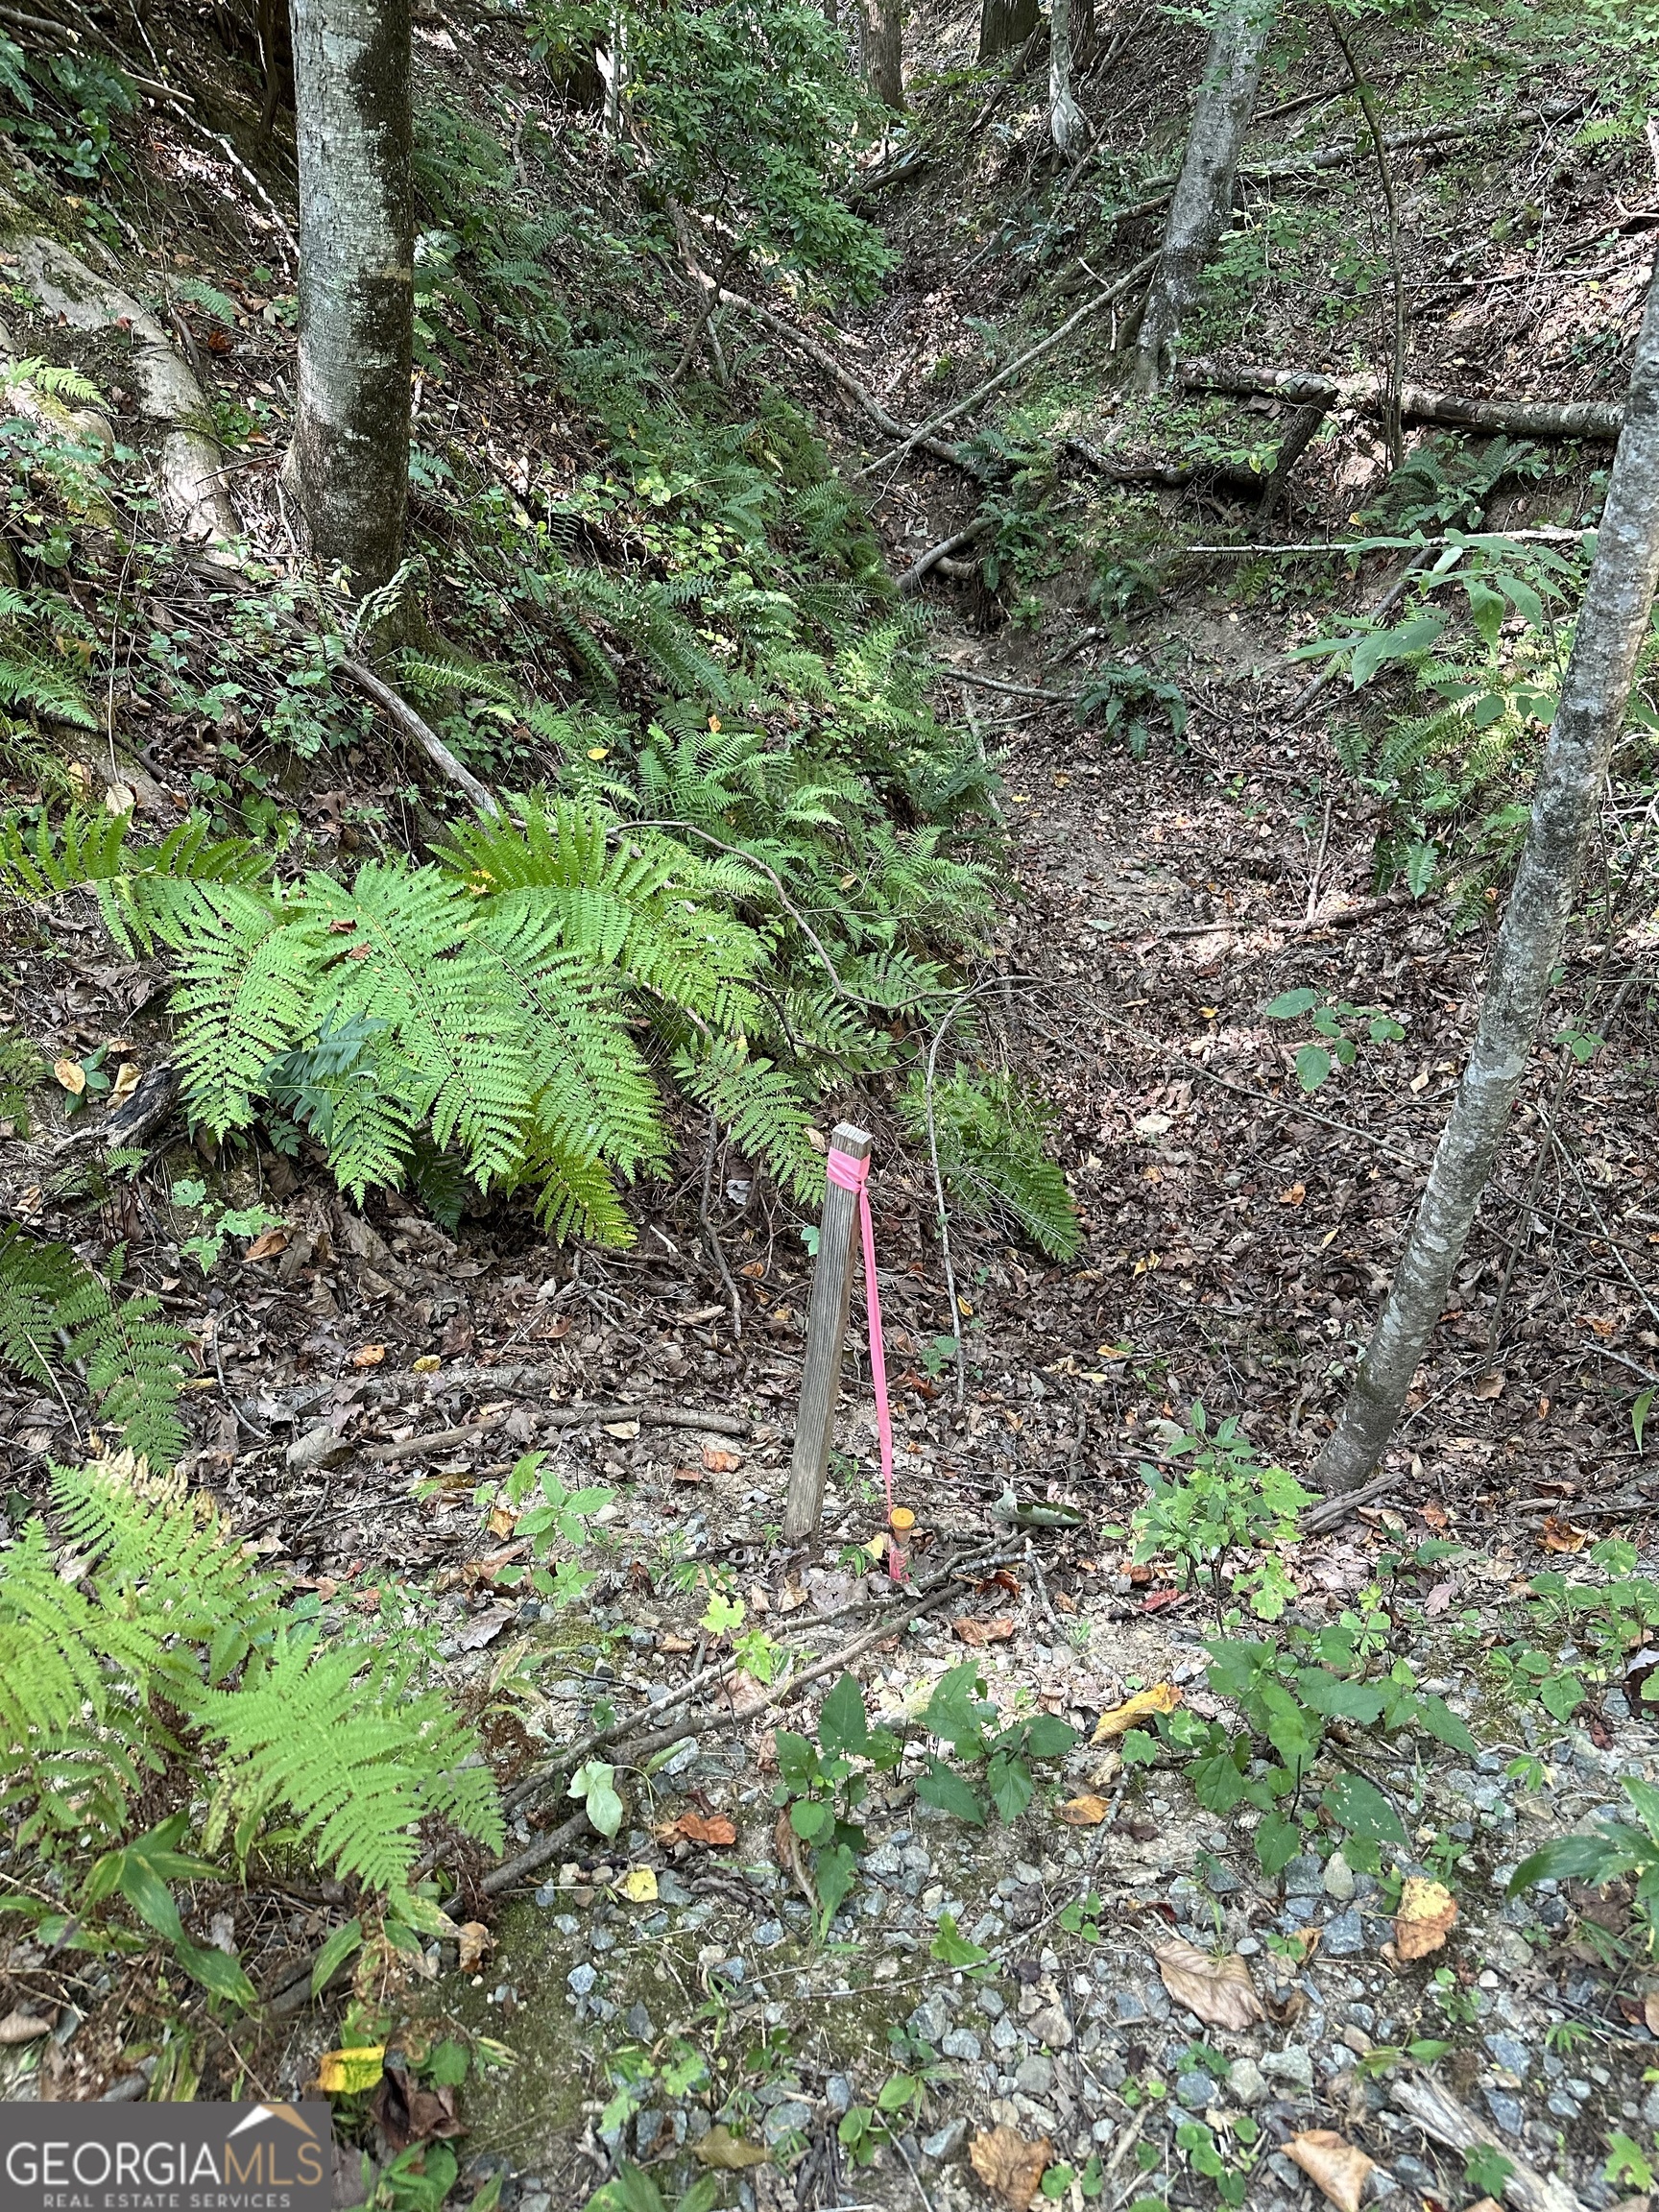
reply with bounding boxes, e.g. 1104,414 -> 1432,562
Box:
0,2099 -> 333,2210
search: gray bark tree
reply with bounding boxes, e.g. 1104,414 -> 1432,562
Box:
1049,0 -> 1084,156
1132,0 -> 1278,395
867,0 -> 904,109
290,0 -> 413,590
1313,264 -> 1659,1494
978,0 -> 1038,63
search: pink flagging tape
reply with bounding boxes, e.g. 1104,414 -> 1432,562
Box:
825,1142 -> 902,1580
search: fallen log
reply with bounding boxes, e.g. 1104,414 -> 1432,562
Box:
898,517 -> 992,593
1180,359 -> 1623,441
1390,2073 -> 1589,2212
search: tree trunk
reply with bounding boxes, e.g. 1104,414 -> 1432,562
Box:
1312,265 -> 1659,1495
978,0 -> 1038,63
290,0 -> 413,590
868,0 -> 903,109
1132,0 -> 1278,395
1049,0 -> 1084,156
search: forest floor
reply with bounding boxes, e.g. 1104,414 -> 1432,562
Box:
2,5 -> 1659,2210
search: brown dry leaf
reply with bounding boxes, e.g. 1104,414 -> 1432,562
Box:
660,1631 -> 696,1651
351,1343 -> 387,1368
953,1615 -> 1016,1647
702,1443 -> 742,1473
774,1808 -> 816,1910
1152,1937 -> 1266,2031
1286,2130 -> 1375,2212
243,1226 -> 289,1262
969,2124 -> 1052,2210
694,2126 -> 769,2171
738,1258 -> 767,1279
0,2008 -> 52,2044
1541,1515 -> 1589,1552
604,1419 -> 640,1440
1277,1181 -> 1306,1206
1056,1795 -> 1109,1826
1419,1500 -> 1449,1532
1646,1989 -> 1659,2036
1396,1876 -> 1458,1960
53,1057 -> 85,1095
656,1813 -> 737,1847
671,1465 -> 705,1484
1092,1682 -> 1181,1743
108,1060 -> 141,1109
1471,1371 -> 1505,1401
455,1921 -> 493,1973
1424,1580 -> 1457,1616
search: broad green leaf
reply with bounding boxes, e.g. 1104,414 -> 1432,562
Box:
311,1915 -> 364,1997
1295,1043 -> 1333,1093
1508,1834 -> 1621,1892
1416,1694 -> 1477,1757
921,1661 -> 990,1752
1322,1772 -> 1406,1845
118,1856 -> 185,1946
1265,987 -> 1318,1019
1350,613 -> 1447,687
987,1751 -> 1033,1824
817,1672 -> 869,1758
814,1839 -> 857,1929
1297,1669 -> 1384,1724
1023,1716 -> 1080,1760
790,1795 -> 830,1839
930,1912 -> 990,1967
914,1754 -> 985,1825
178,1939 -> 259,2010
1255,1810 -> 1301,1878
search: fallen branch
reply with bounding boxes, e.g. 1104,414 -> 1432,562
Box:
331,653 -> 500,819
1390,2074 -> 1588,2212
899,517 -> 992,593
1181,359 -> 1623,441
1299,1466 -> 1403,1531
363,1400 -> 751,1464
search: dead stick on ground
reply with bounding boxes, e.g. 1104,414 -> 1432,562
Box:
363,1401 -> 751,1464
1390,2073 -> 1588,2212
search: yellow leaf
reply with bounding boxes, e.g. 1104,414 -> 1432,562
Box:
1395,1876 -> 1457,1960
1092,1682 -> 1181,1743
108,1061 -> 141,1109
1056,1795 -> 1108,1826
618,1866 -> 659,1904
317,2046 -> 385,2095
694,2126 -> 768,2171
587,745 -> 610,760
413,1354 -> 441,1374
53,1057 -> 86,1095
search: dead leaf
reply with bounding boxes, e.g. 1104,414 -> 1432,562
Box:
1277,1181 -> 1306,1205
1092,1682 -> 1181,1742
774,1808 -> 816,1910
1152,1937 -> 1265,2031
1396,1876 -> 1457,1960
671,1466 -> 705,1484
1056,1795 -> 1109,1825
694,2126 -> 769,2171
1424,1580 -> 1457,1616
456,1921 -> 493,1973
604,1419 -> 640,1440
618,1866 -> 659,1903
655,1813 -> 737,1847
968,2124 -> 1052,2210
243,1226 -> 289,1262
108,1060 -> 141,1109
1419,1500 -> 1448,1531
105,781 -> 136,815
0,2009 -> 52,2044
660,1632 -> 695,1652
953,1615 -> 1016,1646
317,2046 -> 386,2095
351,1343 -> 386,1368
455,1602 -> 516,1650
1541,1515 -> 1589,1552
53,1057 -> 85,1095
1286,2130 -> 1375,2212
413,1354 -> 441,1374
701,1443 -> 742,1473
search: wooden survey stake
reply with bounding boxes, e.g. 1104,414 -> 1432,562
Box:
783,1121 -> 872,1545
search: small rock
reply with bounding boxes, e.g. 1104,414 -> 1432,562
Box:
1283,1855 -> 1324,1898
1114,1990 -> 1147,2024
1323,1911 -> 1363,1957
626,2001 -> 656,2040
1546,2090 -> 1580,2121
1485,2032 -> 1530,2077
1226,2057 -> 1267,2107
943,2029 -> 983,2062
922,2118 -> 968,2161
566,1963 -> 596,2000
657,1871 -> 694,1907
1484,2090 -> 1526,2137
1014,2055 -> 1055,2098
1322,1852 -> 1356,1902
1261,2047 -> 1314,2095
978,1987 -> 1006,2019
1029,2005 -> 1073,2051
908,1999 -> 951,2048
762,2101 -> 813,2146
1176,2071 -> 1211,2111
825,2076 -> 854,2117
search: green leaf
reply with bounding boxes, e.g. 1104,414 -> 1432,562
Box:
1321,1773 -> 1406,1846
426,2038 -> 471,2087
1190,1749 -> 1247,1815
1508,1834 -> 1621,1892
1350,613 -> 1447,687
921,1661 -> 990,1752
1118,1728 -> 1161,1767
1294,1043 -> 1333,1093
1539,1670 -> 1584,1721
930,1912 -> 990,1968
311,1916 -> 364,1997
1022,1716 -> 1080,1760
1416,1694 -> 1477,1756
570,1759 -> 624,1839
813,1839 -> 858,1931
791,1796 -> 830,1839
1296,1670 -> 1385,1724
1264,988 -> 1318,1019
988,1751 -> 1033,1824
117,1855 -> 185,1946
178,1939 -> 260,2010
914,1754 -> 985,1825
1633,1386 -> 1653,1453
1255,1810 -> 1301,1877
818,1671 -> 870,1758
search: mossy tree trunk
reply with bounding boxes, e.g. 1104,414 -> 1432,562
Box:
1313,265 -> 1659,1493
1132,0 -> 1277,394
868,0 -> 903,109
290,0 -> 413,590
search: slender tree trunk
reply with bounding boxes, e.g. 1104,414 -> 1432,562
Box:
978,0 -> 1038,63
1132,0 -> 1278,395
1049,0 -> 1084,156
290,0 -> 413,590
867,0 -> 903,110
1313,266 -> 1659,1494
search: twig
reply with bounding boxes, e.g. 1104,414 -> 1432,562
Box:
1304,788 -> 1334,921
1299,1465 -> 1405,1532
899,517 -> 991,594
922,989 -> 977,1408
1390,2072 -> 1588,2212
363,1401 -> 751,1465
932,667 -> 1074,704
699,1112 -> 742,1339
1023,1535 -> 1066,1641
333,652 -> 500,818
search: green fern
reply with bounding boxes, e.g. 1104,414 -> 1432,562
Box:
673,1036 -> 821,1202
902,1066 -> 1080,1262
0,1225 -> 190,1464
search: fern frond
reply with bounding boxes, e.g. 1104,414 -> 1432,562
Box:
0,1228 -> 190,1464
154,885 -> 321,1138
672,1037 -> 820,1201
